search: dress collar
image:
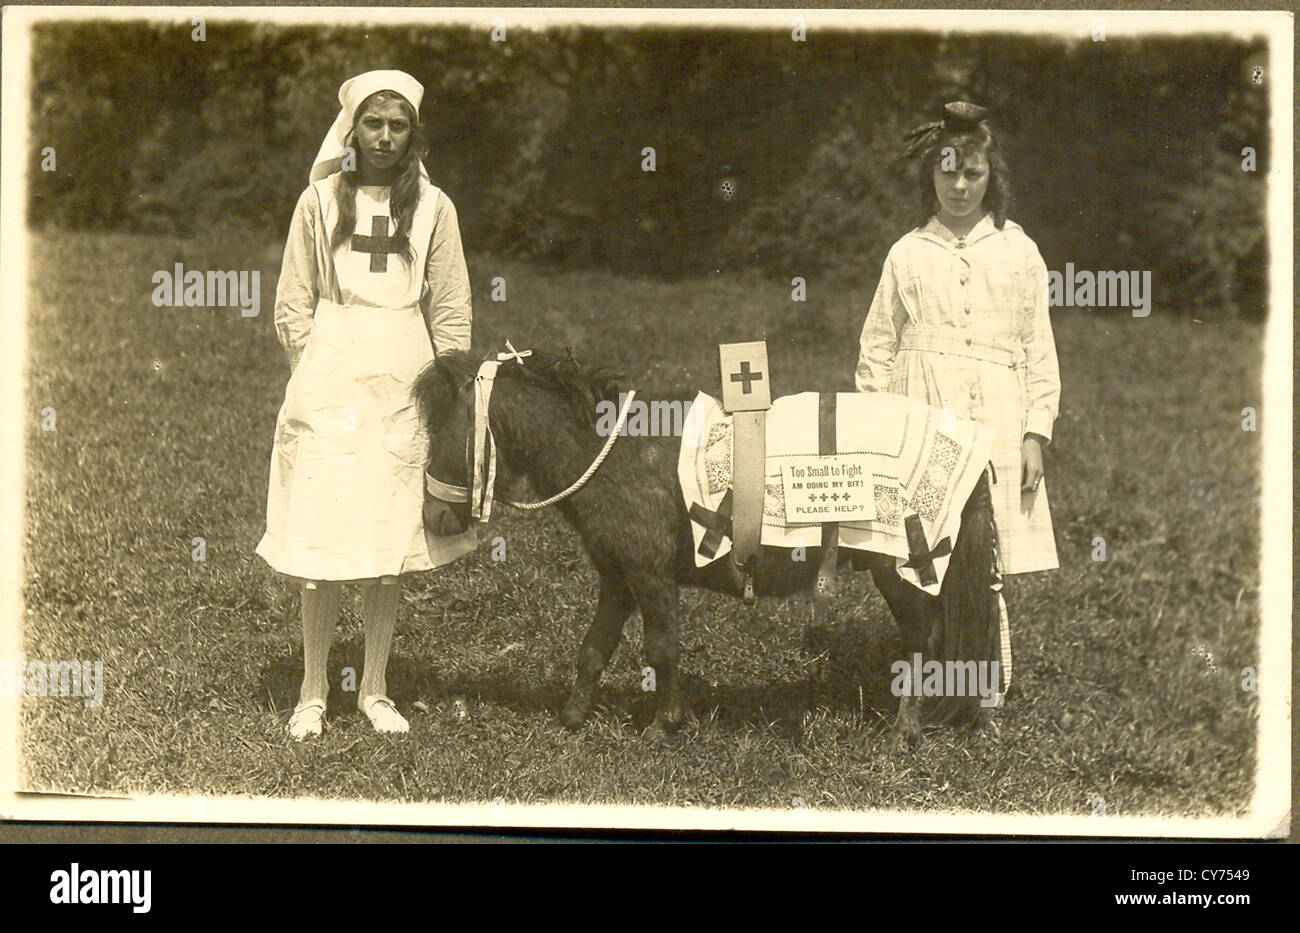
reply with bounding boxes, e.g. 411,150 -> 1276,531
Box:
916,212 -> 999,249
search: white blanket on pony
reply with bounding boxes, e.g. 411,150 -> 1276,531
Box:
678,391 -> 994,595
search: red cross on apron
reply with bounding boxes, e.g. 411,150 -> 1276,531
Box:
351,215 -> 404,272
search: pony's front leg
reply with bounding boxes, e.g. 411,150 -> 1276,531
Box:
560,575 -> 636,730
630,573 -> 683,740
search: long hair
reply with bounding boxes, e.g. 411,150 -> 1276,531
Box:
914,122 -> 1013,230
330,90 -> 429,264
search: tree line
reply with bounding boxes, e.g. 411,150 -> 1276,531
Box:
29,22 -> 1267,316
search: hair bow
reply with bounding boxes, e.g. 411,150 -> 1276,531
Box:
901,101 -> 991,159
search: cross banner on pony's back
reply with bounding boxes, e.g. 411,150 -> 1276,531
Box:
679,344 -> 995,596
718,341 -> 771,576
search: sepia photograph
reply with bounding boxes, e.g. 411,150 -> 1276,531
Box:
0,6 -> 1290,837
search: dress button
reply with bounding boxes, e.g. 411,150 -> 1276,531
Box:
955,238 -> 965,249
969,386 -> 978,400
965,337 -> 973,346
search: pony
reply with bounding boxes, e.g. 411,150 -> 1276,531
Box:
414,350 -> 999,750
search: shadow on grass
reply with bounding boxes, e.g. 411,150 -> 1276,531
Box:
679,651 -> 902,740
259,620 -> 904,744
259,640 -> 570,722
257,652 -> 903,743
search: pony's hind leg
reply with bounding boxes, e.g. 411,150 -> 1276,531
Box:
559,575 -> 636,730
628,572 -> 683,740
870,562 -> 942,754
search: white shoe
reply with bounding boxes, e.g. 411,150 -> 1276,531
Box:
288,700 -> 327,741
360,695 -> 409,734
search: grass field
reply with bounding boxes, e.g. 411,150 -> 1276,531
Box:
18,228 -> 1262,818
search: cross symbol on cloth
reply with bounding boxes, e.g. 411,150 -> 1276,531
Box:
729,360 -> 764,394
352,216 -> 406,273
688,490 -> 733,560
902,513 -> 953,587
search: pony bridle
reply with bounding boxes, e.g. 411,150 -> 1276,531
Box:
424,347 -> 638,526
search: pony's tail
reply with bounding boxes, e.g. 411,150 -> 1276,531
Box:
926,468 -> 1000,726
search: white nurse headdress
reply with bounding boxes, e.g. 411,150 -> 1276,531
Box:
309,70 -> 426,182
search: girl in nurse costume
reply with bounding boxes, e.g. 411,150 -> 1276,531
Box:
855,102 -> 1062,700
257,71 -> 477,739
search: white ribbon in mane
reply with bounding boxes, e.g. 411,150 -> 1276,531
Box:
470,360 -> 501,522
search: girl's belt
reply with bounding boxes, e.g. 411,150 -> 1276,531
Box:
898,324 -> 1024,368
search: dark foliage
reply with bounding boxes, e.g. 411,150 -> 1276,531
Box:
29,23 -> 1268,316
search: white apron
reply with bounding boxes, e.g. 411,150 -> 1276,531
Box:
256,181 -> 476,581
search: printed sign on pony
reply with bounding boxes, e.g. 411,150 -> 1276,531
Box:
780,454 -> 876,522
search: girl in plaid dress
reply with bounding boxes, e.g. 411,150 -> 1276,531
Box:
855,102 -> 1061,689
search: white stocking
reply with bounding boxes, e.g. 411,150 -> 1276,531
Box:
299,581 -> 342,705
358,579 -> 409,733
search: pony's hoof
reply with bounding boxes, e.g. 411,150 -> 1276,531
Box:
642,722 -> 672,744
558,705 -> 588,732
972,709 -> 1000,738
643,711 -> 683,744
887,727 -> 920,756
